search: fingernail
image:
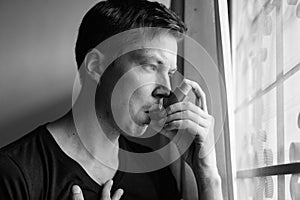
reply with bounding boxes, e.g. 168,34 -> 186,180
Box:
72,185 -> 81,194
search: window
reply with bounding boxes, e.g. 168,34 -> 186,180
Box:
231,0 -> 300,199
182,0 -> 234,199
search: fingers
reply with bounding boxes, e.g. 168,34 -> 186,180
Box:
102,180 -> 113,200
183,79 -> 208,112
111,189 -> 124,200
165,110 -> 210,128
101,180 -> 124,200
166,101 -> 210,118
164,119 -> 206,136
163,120 -> 206,154
72,185 -> 84,200
71,183 -> 124,200
149,106 -> 166,121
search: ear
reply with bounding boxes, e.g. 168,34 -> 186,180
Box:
84,48 -> 105,82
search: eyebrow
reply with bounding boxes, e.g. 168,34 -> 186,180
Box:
130,50 -> 177,71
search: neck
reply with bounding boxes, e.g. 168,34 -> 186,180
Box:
62,78 -> 120,168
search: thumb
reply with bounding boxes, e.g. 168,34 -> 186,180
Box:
72,185 -> 84,200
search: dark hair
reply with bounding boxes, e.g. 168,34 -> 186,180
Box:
75,0 -> 187,69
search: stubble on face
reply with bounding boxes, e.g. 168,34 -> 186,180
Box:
96,33 -> 178,137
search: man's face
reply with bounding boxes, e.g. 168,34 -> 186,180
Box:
97,33 -> 178,137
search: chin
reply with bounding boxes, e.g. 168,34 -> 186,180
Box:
122,111 -> 149,137
122,122 -> 148,137
131,124 -> 149,137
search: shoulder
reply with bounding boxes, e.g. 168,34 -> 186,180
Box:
0,153 -> 26,179
0,124 -> 51,183
0,124 -> 48,161
0,153 -> 30,199
0,124 -> 52,199
0,124 -> 48,169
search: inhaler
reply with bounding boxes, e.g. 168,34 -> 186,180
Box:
163,81 -> 192,108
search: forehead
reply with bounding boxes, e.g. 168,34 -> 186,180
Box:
122,34 -> 178,66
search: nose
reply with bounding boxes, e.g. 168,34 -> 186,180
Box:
152,85 -> 171,99
151,75 -> 171,99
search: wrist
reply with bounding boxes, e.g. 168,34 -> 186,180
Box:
193,164 -> 220,180
191,153 -> 218,176
191,159 -> 223,200
194,169 -> 222,193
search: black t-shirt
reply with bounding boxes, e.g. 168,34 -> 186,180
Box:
0,124 -> 181,200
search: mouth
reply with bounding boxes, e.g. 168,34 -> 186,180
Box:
144,103 -> 163,112
144,110 -> 151,124
142,103 -> 163,124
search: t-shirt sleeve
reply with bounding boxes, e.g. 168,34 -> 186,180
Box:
0,153 -> 30,199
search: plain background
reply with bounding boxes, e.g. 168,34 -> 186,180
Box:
0,0 -> 99,147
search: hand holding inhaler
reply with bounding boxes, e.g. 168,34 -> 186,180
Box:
149,79 -> 215,169
148,80 -> 192,130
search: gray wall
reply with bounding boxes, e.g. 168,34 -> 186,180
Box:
0,0 -> 97,147
0,0 -> 173,147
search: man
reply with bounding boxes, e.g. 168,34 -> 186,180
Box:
0,0 -> 223,199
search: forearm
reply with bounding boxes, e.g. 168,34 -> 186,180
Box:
193,167 -> 223,200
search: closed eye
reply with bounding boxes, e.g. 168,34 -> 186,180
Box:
143,64 -> 157,72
